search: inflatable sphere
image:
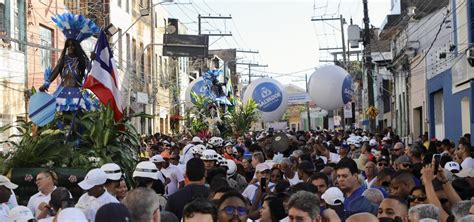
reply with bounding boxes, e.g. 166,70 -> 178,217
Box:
185,77 -> 207,107
243,78 -> 288,123
308,65 -> 353,110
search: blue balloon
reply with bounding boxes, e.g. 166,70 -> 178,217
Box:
29,92 -> 56,126
252,82 -> 283,112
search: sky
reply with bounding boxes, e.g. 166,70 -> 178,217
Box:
166,0 -> 393,88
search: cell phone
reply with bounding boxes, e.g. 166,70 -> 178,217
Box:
260,177 -> 267,191
433,154 -> 441,175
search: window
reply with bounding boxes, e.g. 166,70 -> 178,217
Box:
461,97 -> 471,135
117,28 -> 123,69
0,3 -> 5,33
39,25 -> 53,71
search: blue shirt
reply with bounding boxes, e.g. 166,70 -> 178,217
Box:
343,186 -> 366,211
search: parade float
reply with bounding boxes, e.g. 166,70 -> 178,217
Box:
0,13 -> 139,203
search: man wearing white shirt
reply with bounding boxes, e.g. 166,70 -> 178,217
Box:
280,158 -> 301,186
458,140 -> 474,169
75,168 -> 119,222
27,171 -> 57,218
0,175 -> 18,222
242,163 -> 273,205
160,153 -> 185,196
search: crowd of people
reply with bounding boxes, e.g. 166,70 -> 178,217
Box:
1,128 -> 473,222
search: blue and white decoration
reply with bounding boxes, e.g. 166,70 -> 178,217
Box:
185,77 -> 207,107
243,78 -> 288,122
52,12 -> 100,42
308,65 -> 353,111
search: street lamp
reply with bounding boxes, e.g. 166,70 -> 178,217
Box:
111,0 -> 175,46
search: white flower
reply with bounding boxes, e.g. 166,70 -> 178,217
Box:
46,160 -> 54,167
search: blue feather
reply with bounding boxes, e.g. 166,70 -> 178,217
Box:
51,12 -> 100,42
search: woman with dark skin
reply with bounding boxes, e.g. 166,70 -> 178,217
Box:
40,39 -> 88,91
39,39 -> 96,112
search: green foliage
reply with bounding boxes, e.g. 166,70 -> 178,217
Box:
224,99 -> 260,137
1,106 -> 140,179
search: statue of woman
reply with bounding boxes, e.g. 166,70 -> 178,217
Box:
38,13 -> 100,112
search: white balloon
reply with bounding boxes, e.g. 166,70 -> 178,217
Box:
184,77 -> 207,107
308,65 -> 353,110
243,78 -> 288,123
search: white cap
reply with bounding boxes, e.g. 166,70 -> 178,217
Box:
78,168 -> 107,190
8,206 -> 34,222
255,163 -> 271,173
162,140 -> 170,145
100,163 -> 122,181
369,139 -> 378,147
0,175 -> 18,189
226,160 -> 237,177
456,168 -> 474,178
191,144 -> 206,155
192,136 -> 203,143
150,155 -> 165,163
382,136 -> 390,141
224,142 -> 233,147
201,149 -> 218,161
57,208 -> 88,222
133,161 -> 159,180
321,187 -> 345,206
444,161 -> 460,173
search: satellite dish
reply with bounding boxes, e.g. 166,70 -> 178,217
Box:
272,132 -> 289,153
166,25 -> 177,34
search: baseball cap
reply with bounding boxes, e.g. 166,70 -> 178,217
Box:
100,163 -> 122,181
321,187 -> 345,206
8,206 -> 34,222
298,161 -> 315,173
57,208 -> 88,222
455,168 -> 474,178
369,139 -> 378,147
255,163 -> 271,173
0,175 -> 18,189
377,156 -> 390,164
95,203 -> 131,222
150,154 -> 165,163
224,142 -> 233,147
192,136 -> 203,143
394,155 -> 411,165
78,168 -> 107,190
444,161 -> 460,173
133,161 -> 159,180
382,137 -> 390,141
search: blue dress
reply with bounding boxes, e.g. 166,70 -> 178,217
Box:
53,55 -> 99,112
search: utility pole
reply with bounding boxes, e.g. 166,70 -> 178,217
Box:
312,15 -> 348,128
235,62 -> 268,83
198,14 -> 233,36
363,0 -> 376,132
305,73 -> 311,131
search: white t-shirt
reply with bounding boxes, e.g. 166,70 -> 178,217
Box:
242,182 -> 275,205
329,152 -> 341,164
75,191 -> 119,221
27,187 -> 56,216
461,157 -> 474,169
285,172 -> 302,186
365,177 -> 377,188
0,203 -> 9,222
161,164 -> 185,196
7,190 -> 18,209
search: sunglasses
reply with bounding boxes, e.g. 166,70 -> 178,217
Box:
378,162 -> 389,167
401,163 -> 412,168
221,206 -> 247,216
408,195 -> 427,202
